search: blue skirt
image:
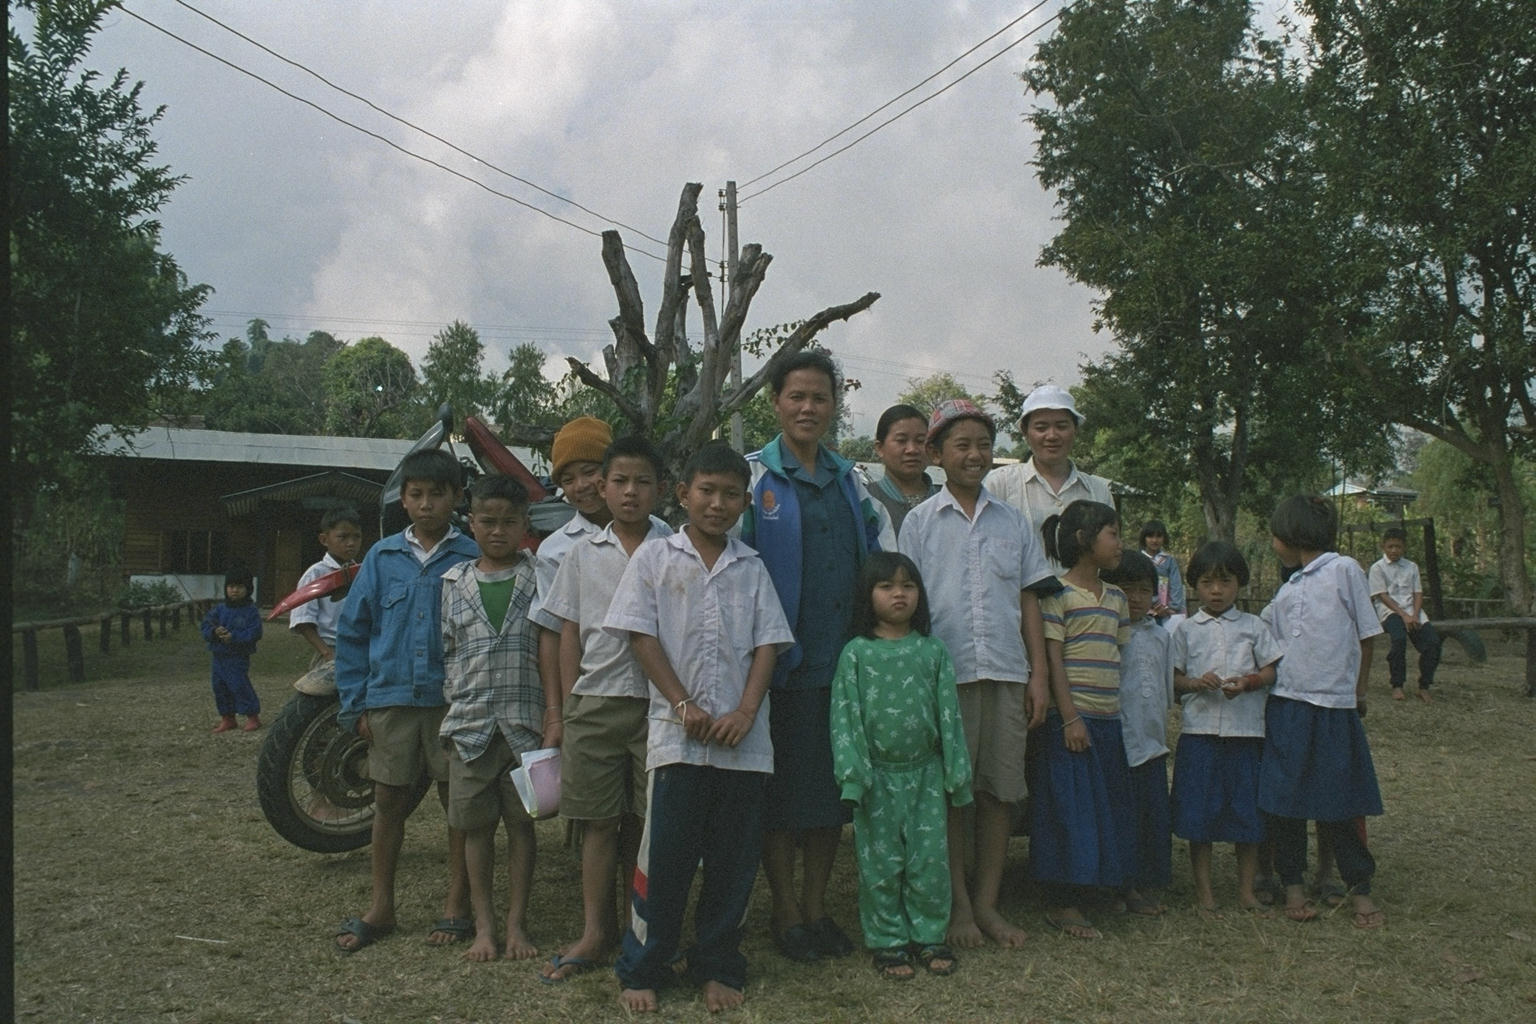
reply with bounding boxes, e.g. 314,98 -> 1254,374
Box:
1258,697 -> 1382,821
1126,755 -> 1171,888
764,687 -> 851,830
1171,734 -> 1265,843
1028,712 -> 1133,888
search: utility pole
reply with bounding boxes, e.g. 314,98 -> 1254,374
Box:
720,181 -> 743,450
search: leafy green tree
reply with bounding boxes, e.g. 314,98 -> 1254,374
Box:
8,0 -> 213,521
419,319 -> 494,426
1023,0 -> 1388,540
491,342 -> 561,446
895,372 -> 982,421
202,327 -> 341,434
322,336 -> 419,437
1304,0 -> 1536,612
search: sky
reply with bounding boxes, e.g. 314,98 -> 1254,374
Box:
75,0 -> 1120,438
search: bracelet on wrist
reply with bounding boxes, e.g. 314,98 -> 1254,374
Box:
1062,714 -> 1082,728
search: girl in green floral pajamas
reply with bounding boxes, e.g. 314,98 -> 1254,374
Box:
830,552 -> 973,980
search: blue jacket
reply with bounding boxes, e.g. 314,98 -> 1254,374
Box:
335,528 -> 479,733
741,436 -> 893,686
201,601 -> 262,658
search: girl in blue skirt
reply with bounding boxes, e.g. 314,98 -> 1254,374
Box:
1170,541 -> 1282,916
1032,500 -> 1133,939
1260,496 -> 1387,928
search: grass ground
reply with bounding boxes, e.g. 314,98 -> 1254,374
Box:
12,625 -> 1536,1023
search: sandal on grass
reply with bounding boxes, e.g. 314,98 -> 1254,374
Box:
915,943 -> 958,976
1283,900 -> 1320,922
872,947 -> 916,981
1353,909 -> 1386,930
335,916 -> 393,954
427,916 -> 475,944
1314,881 -> 1348,908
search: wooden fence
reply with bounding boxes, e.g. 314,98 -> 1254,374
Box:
12,600 -> 213,691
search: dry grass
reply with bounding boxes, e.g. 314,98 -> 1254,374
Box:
13,627 -> 1536,1023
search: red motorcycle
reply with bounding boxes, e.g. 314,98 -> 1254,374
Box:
255,411 -> 569,852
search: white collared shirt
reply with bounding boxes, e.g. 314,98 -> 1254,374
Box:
898,485 -> 1055,685
1120,618 -> 1174,766
542,520 -> 673,698
1172,606 -> 1282,737
1368,555 -> 1428,624
984,460 -> 1113,574
603,530 -> 794,772
527,508 -> 671,631
406,524 -> 463,565
1264,552 -> 1383,709
289,552 -> 346,645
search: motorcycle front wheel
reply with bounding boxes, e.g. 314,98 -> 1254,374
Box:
256,692 -> 430,853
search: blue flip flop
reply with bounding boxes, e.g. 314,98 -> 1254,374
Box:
538,953 -> 601,985
335,916 -> 393,954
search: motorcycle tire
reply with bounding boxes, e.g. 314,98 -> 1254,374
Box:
256,691 -> 431,853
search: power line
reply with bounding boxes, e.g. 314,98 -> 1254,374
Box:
739,2 -> 1052,190
166,0 -> 670,249
739,1 -> 1069,205
119,6 -> 669,263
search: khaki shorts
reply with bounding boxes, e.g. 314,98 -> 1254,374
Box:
365,705 -> 450,786
447,730 -> 533,831
957,679 -> 1029,802
560,693 -> 648,821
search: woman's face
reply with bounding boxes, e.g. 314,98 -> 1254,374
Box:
773,368 -> 836,450
1025,410 -> 1078,466
877,416 -> 929,485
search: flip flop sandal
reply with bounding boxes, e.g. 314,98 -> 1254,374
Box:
773,923 -> 821,964
872,948 -> 916,981
538,953 -> 602,984
807,916 -> 855,958
1314,882 -> 1348,908
335,916 -> 393,954
916,943 -> 958,976
427,917 -> 475,944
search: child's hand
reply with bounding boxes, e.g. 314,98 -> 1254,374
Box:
678,702 -> 714,742
1199,671 -> 1224,690
1220,678 -> 1244,700
214,626 -> 232,642
707,708 -> 755,747
356,712 -> 373,742
1063,716 -> 1090,753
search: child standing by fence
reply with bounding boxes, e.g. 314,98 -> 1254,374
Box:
201,564 -> 263,733
1260,496 -> 1386,928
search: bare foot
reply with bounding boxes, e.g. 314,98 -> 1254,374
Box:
702,980 -> 744,1013
975,907 -> 1029,948
1391,688 -> 1406,701
1237,900 -> 1274,919
946,911 -> 986,950
619,987 -> 658,1012
1197,903 -> 1223,920
1416,689 -> 1432,703
501,923 -> 538,961
1045,910 -> 1102,940
463,928 -> 498,963
1123,890 -> 1165,916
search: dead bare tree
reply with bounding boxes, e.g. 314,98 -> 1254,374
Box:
506,183 -> 879,489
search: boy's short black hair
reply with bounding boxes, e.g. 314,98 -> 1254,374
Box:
320,505 -> 362,532
1103,548 -> 1158,588
682,440 -> 750,488
876,404 -> 928,442
1270,494 -> 1337,552
1381,526 -> 1408,543
1187,540 -> 1250,587
1139,519 -> 1168,544
397,449 -> 463,494
769,349 -> 840,402
603,435 -> 666,480
470,473 -> 529,510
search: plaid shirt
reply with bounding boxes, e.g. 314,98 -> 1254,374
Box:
439,557 -> 543,763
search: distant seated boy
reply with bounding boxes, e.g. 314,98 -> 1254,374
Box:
440,474 -> 550,963
1368,527 -> 1442,702
289,505 -> 364,665
603,441 -> 795,1014
201,563 -> 264,733
333,448 -> 480,953
538,437 -> 673,983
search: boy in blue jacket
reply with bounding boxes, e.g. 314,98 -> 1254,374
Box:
333,449 -> 480,953
201,563 -> 263,733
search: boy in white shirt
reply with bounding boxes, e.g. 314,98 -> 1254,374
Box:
603,441 -> 794,1014
289,506 -> 363,664
1367,527 -> 1441,702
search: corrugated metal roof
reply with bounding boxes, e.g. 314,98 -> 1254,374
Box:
99,426 -> 547,476
221,470 -> 384,516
